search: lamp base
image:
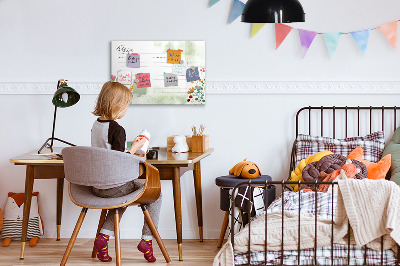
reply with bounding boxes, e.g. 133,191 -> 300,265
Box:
38,137 -> 76,154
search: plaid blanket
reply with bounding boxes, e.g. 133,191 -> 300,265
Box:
234,191 -> 397,265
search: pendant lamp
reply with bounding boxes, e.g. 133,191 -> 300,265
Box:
241,0 -> 305,23
38,79 -> 80,154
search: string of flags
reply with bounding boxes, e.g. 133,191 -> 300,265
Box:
209,0 -> 399,58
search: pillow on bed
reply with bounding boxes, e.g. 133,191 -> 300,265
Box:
382,126 -> 400,184
295,131 -> 385,166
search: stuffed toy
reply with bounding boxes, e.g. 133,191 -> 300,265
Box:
229,159 -> 261,179
1,192 -> 44,247
172,135 -> 189,153
348,146 -> 391,180
0,208 -> 3,232
289,150 -> 333,191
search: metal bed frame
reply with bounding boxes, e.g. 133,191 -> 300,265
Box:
230,106 -> 400,266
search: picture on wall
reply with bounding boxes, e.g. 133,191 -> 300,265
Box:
111,41 -> 206,105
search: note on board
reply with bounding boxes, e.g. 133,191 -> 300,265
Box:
167,49 -> 183,64
135,73 -> 151,88
172,64 -> 187,76
126,53 -> 140,68
118,70 -> 132,85
186,67 -> 200,82
164,73 -> 178,87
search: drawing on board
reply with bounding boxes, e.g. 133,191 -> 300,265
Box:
111,41 -> 206,104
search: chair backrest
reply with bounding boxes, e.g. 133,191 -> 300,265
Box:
62,146 -> 145,187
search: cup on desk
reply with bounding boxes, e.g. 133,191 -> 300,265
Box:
146,150 -> 158,160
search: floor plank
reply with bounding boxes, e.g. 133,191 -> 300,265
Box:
0,239 -> 221,265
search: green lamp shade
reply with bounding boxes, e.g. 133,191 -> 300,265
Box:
52,84 -> 80,108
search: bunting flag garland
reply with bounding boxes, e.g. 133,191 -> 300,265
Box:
251,23 -> 266,38
378,21 -> 398,50
209,0 -> 220,7
323,33 -> 341,58
298,30 -> 317,58
210,3 -> 400,58
351,29 -> 370,55
229,0 -> 245,24
275,23 -> 293,49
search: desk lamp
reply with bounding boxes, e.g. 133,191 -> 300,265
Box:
241,0 -> 305,23
38,79 -> 80,154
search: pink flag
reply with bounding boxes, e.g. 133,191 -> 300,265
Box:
378,21 -> 398,50
275,23 -> 293,49
298,29 -> 317,58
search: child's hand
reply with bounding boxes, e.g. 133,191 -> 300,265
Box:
129,137 -> 147,155
134,149 -> 149,157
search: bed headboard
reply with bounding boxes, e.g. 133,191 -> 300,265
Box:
290,106 -> 400,179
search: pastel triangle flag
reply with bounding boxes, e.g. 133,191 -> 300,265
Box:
378,21 -> 397,50
209,0 -> 220,7
251,23 -> 266,38
351,29 -> 370,55
298,29 -> 317,58
275,23 -> 293,49
323,33 -> 341,58
229,0 -> 245,24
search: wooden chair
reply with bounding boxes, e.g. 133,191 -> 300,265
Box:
60,146 -> 171,265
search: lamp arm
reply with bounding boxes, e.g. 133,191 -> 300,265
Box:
50,105 -> 57,148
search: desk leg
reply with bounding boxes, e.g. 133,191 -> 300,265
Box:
172,167 -> 183,261
193,161 -> 203,242
56,178 -> 64,241
20,165 -> 34,259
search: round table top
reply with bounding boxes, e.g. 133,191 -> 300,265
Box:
215,175 -> 272,188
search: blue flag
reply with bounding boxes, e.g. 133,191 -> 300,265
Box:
351,29 -> 370,55
229,0 -> 245,23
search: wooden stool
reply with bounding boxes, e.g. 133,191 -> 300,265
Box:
215,175 -> 275,248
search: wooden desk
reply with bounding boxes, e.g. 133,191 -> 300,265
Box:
10,147 -> 213,261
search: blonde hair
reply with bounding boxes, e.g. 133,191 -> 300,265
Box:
93,81 -> 133,120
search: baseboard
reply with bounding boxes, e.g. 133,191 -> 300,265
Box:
1,81 -> 400,94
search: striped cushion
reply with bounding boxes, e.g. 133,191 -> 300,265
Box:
295,131 -> 385,166
1,217 -> 41,240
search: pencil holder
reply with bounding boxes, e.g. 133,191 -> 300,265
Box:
191,135 -> 209,153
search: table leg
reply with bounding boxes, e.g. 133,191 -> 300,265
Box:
56,178 -> 64,241
172,167 -> 183,261
193,161 -> 203,242
20,165 -> 35,259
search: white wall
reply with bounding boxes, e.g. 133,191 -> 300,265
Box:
1,0 -> 400,239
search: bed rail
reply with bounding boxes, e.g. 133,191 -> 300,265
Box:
230,180 -> 400,266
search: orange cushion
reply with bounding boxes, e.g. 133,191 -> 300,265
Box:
348,146 -> 391,180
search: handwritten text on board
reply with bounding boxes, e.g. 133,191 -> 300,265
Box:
166,49 -> 183,64
172,64 -> 187,76
126,53 -> 140,68
164,73 -> 178,87
136,73 -> 151,88
186,67 -> 200,82
118,70 -> 132,85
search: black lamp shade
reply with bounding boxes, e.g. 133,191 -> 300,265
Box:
52,84 -> 80,108
242,0 -> 305,23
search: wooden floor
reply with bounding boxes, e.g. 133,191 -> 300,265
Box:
0,239 -> 221,265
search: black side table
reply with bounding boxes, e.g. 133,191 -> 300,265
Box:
215,175 -> 275,248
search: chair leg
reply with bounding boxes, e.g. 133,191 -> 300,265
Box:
141,205 -> 171,263
114,209 -> 121,266
60,208 -> 88,266
91,209 -> 108,258
217,211 -> 230,248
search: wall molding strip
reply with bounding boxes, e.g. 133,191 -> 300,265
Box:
0,81 -> 399,95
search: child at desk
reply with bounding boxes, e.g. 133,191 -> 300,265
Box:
91,81 -> 162,263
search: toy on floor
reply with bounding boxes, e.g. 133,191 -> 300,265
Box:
1,192 -> 44,247
229,159 -> 261,179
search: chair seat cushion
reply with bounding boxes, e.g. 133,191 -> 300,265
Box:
69,180 -> 145,208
